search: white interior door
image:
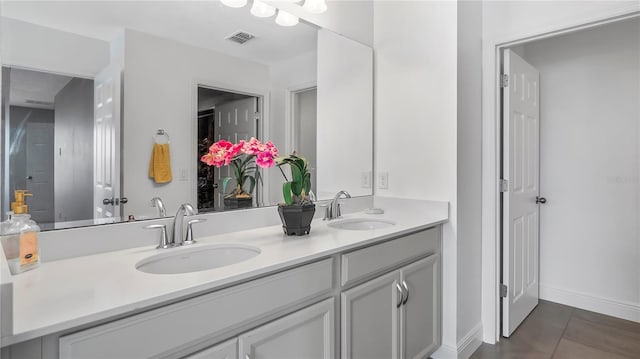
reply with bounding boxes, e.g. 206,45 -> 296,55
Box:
214,97 -> 258,208
26,121 -> 54,223
93,65 -> 121,221
502,49 -> 540,337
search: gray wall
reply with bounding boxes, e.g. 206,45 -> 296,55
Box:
54,78 -> 94,222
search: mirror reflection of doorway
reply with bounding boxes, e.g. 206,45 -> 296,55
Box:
292,87 -> 317,196
2,66 -> 95,228
197,86 -> 261,212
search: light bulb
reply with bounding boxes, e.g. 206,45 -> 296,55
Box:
251,0 -> 276,17
220,0 -> 247,8
303,0 -> 327,14
275,10 -> 299,27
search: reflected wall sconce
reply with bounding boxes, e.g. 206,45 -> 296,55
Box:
221,0 -> 327,27
221,0 -> 248,8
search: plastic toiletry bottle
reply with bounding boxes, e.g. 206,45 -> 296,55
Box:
0,190 -> 40,274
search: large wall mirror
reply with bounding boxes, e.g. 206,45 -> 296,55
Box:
0,1 -> 373,230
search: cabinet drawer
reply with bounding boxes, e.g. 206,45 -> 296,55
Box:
341,227 -> 440,287
59,258 -> 333,359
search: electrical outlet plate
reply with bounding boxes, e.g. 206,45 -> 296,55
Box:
378,172 -> 389,189
361,172 -> 372,188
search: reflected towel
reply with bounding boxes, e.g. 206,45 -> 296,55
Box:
149,143 -> 172,183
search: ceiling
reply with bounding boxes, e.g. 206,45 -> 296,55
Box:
8,68 -> 73,109
1,1 -> 318,66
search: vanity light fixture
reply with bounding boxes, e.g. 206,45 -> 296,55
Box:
302,0 -> 327,14
220,0 -> 321,27
220,0 -> 247,8
275,10 -> 299,27
250,0 -> 276,17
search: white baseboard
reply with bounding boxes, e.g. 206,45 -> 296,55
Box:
540,285 -> 640,323
432,322 -> 483,359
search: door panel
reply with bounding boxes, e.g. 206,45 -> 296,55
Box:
213,97 -> 258,209
238,298 -> 334,359
341,270 -> 401,359
93,64 -> 121,221
401,254 -> 440,359
502,49 -> 540,337
26,121 -> 54,223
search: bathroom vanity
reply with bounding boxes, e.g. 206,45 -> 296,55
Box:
0,198 -> 447,359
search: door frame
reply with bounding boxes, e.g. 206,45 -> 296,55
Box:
284,81 -> 317,156
481,7 -> 640,343
191,80 -> 270,209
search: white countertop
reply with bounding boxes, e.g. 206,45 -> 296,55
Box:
1,197 -> 448,347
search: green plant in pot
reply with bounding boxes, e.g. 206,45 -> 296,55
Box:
276,153 -> 315,236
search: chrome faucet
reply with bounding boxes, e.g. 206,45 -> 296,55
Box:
325,190 -> 351,220
150,197 -> 166,217
144,203 -> 204,249
172,203 -> 196,245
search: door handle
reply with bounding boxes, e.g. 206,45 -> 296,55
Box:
26,175 -> 33,180
536,196 -> 547,204
396,282 -> 404,308
103,197 -> 127,206
402,280 -> 410,305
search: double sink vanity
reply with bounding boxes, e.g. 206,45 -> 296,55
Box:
0,197 -> 448,359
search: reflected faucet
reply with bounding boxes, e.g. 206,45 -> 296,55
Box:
172,203 -> 196,245
325,190 -> 351,220
150,197 -> 166,217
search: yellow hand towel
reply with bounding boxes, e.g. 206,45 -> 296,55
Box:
149,143 -> 173,183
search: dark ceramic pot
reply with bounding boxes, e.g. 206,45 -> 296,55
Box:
223,196 -> 253,209
277,203 -> 316,236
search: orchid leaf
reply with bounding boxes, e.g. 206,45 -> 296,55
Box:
282,182 -> 293,205
222,176 -> 232,195
248,176 -> 256,195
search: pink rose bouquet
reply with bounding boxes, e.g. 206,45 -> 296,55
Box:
201,137 -> 278,199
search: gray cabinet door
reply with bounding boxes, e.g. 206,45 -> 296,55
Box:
185,339 -> 237,359
238,298 -> 334,359
400,254 -> 440,359
341,270 -> 401,359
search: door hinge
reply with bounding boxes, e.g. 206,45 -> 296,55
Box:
500,284 -> 508,298
501,74 -> 509,88
499,179 -> 509,192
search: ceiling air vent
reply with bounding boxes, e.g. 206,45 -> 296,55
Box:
25,100 -> 54,106
226,31 -> 255,45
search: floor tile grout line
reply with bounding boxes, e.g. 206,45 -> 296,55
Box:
549,306 -> 574,358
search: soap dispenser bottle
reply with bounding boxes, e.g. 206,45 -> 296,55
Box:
0,190 -> 40,274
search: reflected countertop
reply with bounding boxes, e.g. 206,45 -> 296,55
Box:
0,197 -> 448,347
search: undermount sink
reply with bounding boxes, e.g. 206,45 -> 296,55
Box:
136,244 -> 261,275
327,218 -> 396,231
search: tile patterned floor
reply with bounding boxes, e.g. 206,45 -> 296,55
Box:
470,300 -> 640,359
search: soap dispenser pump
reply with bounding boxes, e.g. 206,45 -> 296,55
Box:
11,190 -> 32,214
1,190 -> 40,274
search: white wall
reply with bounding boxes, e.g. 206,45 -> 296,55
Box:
456,1 -> 483,356
480,0 -> 640,342
267,0 -> 373,47
0,17 -> 109,78
521,18 -> 640,321
268,49 -> 317,205
122,29 -> 271,218
317,29 -> 373,200
373,1 -> 462,356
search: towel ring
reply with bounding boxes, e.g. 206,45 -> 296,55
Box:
153,129 -> 170,144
